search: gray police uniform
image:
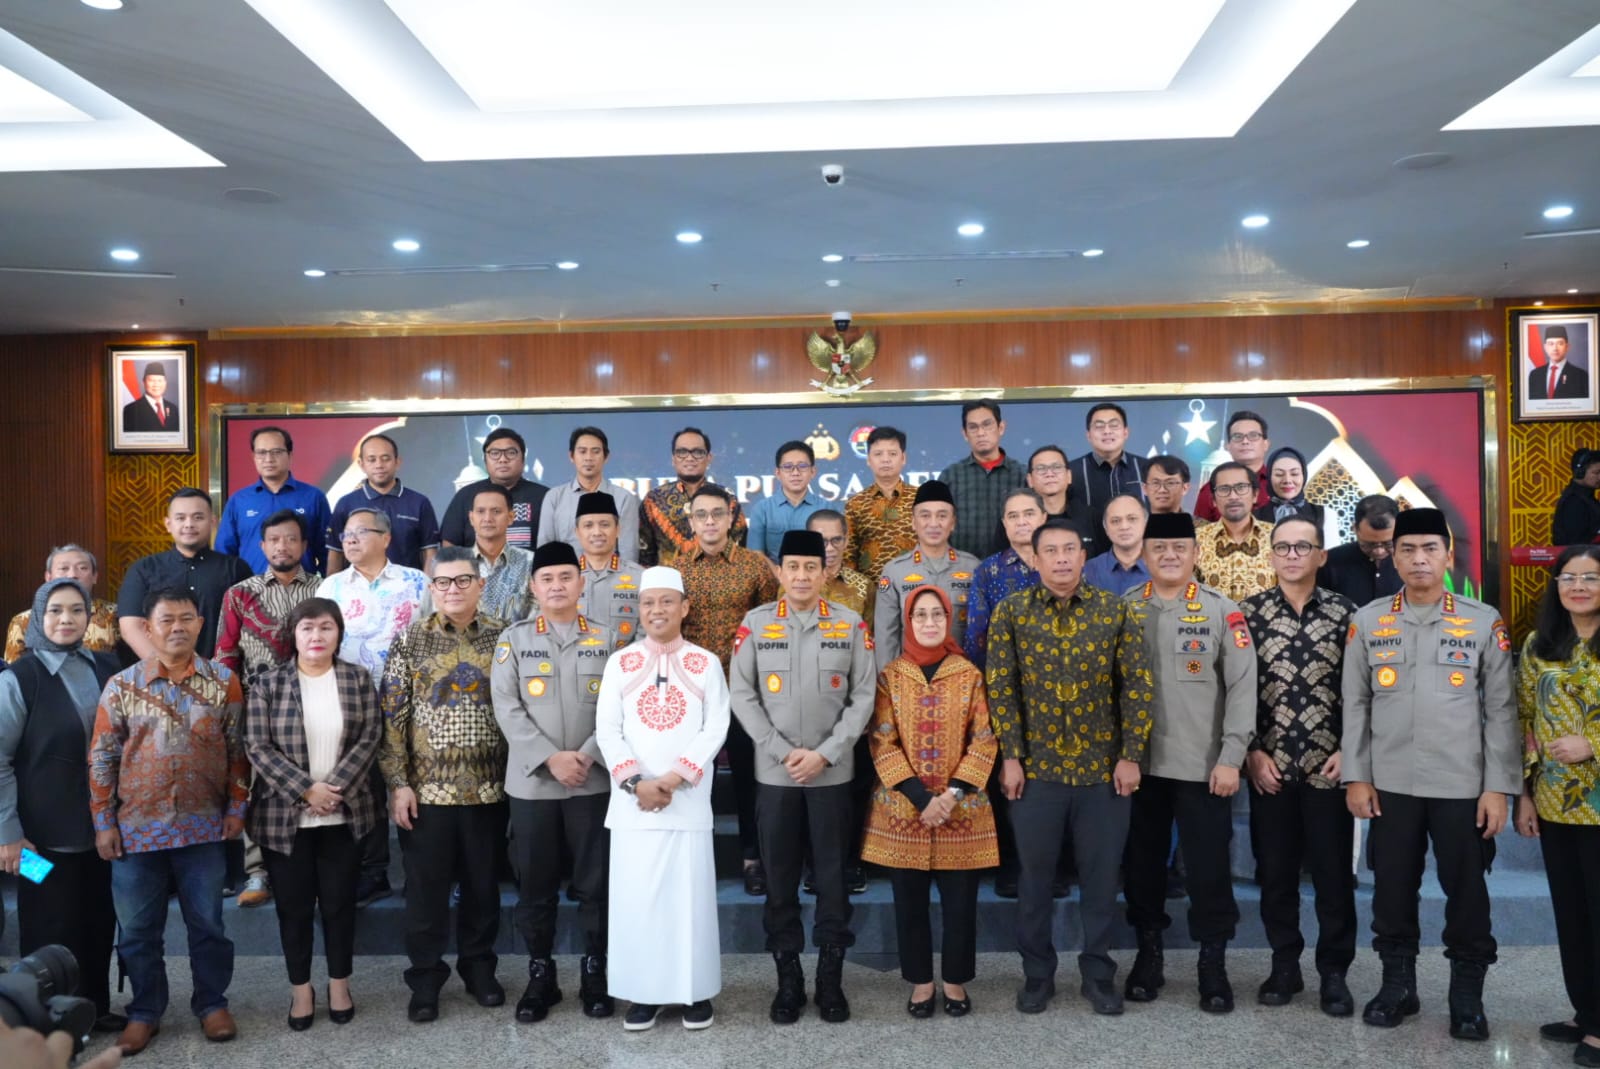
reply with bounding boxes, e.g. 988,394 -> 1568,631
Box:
491,613 -> 616,960
873,545 -> 981,673
577,553 -> 643,649
1123,579 -> 1256,945
729,596 -> 877,953
1341,590 -> 1518,966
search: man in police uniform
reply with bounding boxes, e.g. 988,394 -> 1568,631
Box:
491,541 -> 618,1024
573,491 -> 642,649
1342,507 -> 1517,1041
730,529 -> 876,1025
1123,511 -> 1257,1013
874,480 -> 981,672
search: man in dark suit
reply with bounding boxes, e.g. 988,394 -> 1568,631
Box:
121,363 -> 179,432
1526,324 -> 1590,401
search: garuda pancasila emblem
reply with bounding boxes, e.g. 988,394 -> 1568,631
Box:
805,330 -> 877,396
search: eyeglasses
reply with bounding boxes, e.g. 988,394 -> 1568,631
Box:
1145,478 -> 1185,491
778,462 -> 813,474
690,509 -> 730,523
1556,573 -> 1600,588
1357,539 -> 1394,554
429,574 -> 479,591
673,447 -> 709,459
484,447 -> 522,460
1213,483 -> 1254,498
1030,463 -> 1067,475
340,527 -> 380,542
1089,420 -> 1125,432
964,419 -> 998,433
911,610 -> 948,623
818,535 -> 847,548
1271,541 -> 1317,557
253,448 -> 289,459
1228,431 -> 1265,444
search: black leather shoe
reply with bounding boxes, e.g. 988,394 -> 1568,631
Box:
466,976 -> 505,1008
907,995 -> 936,1019
770,952 -> 806,1024
1257,960 -> 1304,1006
93,1013 -> 129,1034
942,990 -> 971,1017
1318,972 -> 1354,1018
1015,978 -> 1055,1014
579,955 -> 614,1018
516,958 -> 562,1023
1542,1021 -> 1585,1043
1124,930 -> 1165,1002
354,874 -> 392,908
846,865 -> 867,895
1363,954 -> 1420,1027
407,994 -> 438,1023
1447,961 -> 1490,1041
994,871 -> 1018,899
802,870 -> 817,895
1576,1042 -> 1600,1067
814,945 -> 850,1023
1197,943 -> 1234,1014
288,988 -> 315,1032
1081,977 -> 1123,1016
743,862 -> 767,897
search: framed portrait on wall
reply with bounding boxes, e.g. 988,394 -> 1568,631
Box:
108,342 -> 196,453
1510,306 -> 1599,422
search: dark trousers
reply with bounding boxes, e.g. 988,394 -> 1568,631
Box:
260,825 -> 361,986
726,719 -> 761,862
1012,780 -> 1130,981
508,794 -> 608,959
1541,821 -> 1600,1036
1368,790 -> 1496,964
1249,781 -> 1357,972
987,763 -> 1019,875
756,782 -> 855,951
17,847 -> 116,1014
847,736 -> 874,871
888,868 -> 981,984
397,803 -> 504,993
358,765 -> 391,880
1125,776 -> 1239,944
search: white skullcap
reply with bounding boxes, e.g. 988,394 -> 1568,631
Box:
639,566 -> 685,594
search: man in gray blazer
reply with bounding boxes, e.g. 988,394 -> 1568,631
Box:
492,541 -> 617,1024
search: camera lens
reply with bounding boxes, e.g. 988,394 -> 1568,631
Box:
10,945 -> 78,1002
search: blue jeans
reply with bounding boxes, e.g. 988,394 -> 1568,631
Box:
111,841 -> 234,1023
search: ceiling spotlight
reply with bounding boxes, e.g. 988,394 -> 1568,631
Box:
1081,248 -> 1104,258
130,323 -> 139,329
392,238 -> 420,252
825,279 -> 841,287
1347,239 -> 1370,249
303,268 -> 326,278
957,222 -> 985,237
1569,288 -> 1580,294
81,0 -> 124,9
821,253 -> 843,263
556,261 -> 579,270
109,248 -> 139,262
1241,214 -> 1270,229
1544,205 -> 1575,220
1533,300 -> 1544,306
676,231 -> 703,244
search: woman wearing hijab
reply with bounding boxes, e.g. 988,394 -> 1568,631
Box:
1255,446 -> 1326,530
861,584 -> 998,1018
1515,545 -> 1600,1066
0,579 -> 126,1032
244,597 -> 382,1031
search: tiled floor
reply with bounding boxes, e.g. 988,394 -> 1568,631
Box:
79,947 -> 1584,1068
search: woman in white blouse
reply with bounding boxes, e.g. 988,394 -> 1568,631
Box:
245,598 -> 383,1031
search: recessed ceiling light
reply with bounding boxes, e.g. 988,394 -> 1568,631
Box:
303,268 -> 326,278
1241,214 -> 1270,228
1544,205 -> 1574,220
676,231 -> 703,244
392,238 -> 421,252
1533,300 -> 1545,306
825,279 -> 841,287
1347,239 -> 1370,249
130,323 -> 139,329
109,248 -> 139,262
821,253 -> 843,263
1568,288 -> 1580,294
81,0 -> 124,10
556,260 -> 579,270
1081,248 -> 1104,258
957,222 -> 985,237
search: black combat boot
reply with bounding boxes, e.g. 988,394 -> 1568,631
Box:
1124,929 -> 1165,1002
1257,958 -> 1304,1006
1362,954 -> 1420,1027
1197,942 -> 1234,1014
770,952 -> 806,1024
1318,969 -> 1355,1017
1447,961 -> 1490,1041
515,958 -> 561,1023
814,945 -> 851,1023
579,954 -> 614,1018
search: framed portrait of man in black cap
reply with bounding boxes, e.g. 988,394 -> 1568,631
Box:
1512,307 -> 1599,422
108,342 -> 196,452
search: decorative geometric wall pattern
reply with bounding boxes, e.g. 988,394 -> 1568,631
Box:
106,451 -> 203,593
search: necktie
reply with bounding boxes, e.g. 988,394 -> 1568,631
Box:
1549,365 -> 1559,398
157,403 -> 165,427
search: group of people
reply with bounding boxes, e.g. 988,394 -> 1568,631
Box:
2,402 -> 1599,1065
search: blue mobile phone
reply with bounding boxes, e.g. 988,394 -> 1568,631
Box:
18,847 -> 54,885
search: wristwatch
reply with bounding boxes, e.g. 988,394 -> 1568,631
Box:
947,786 -> 966,802
621,775 -> 644,796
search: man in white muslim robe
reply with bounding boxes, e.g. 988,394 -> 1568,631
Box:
595,565 -> 730,1031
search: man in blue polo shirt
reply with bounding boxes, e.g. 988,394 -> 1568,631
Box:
327,432 -> 441,574
216,426 -> 331,575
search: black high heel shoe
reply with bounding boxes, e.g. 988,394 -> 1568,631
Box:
288,987 -> 315,1032
328,984 -> 356,1025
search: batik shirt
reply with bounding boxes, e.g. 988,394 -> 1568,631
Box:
844,481 -> 916,583
822,568 -> 872,621
5,599 -> 120,662
679,542 -> 780,673
961,546 -> 1037,670
379,612 -> 509,805
1195,517 -> 1278,602
214,569 -> 324,689
639,479 -> 747,566
1519,637 -> 1600,826
317,562 -> 429,687
1239,585 -> 1356,789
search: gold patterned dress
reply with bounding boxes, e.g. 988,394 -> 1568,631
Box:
1519,637 -> 1600,826
860,655 -> 999,870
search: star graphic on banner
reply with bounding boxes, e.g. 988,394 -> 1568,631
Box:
1178,409 -> 1216,445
